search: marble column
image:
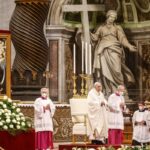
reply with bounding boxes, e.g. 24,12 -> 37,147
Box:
46,25 -> 75,103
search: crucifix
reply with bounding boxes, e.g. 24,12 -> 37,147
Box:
62,0 -> 105,74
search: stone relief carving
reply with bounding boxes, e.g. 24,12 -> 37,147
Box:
140,40 -> 150,100
133,0 -> 150,13
123,0 -> 150,23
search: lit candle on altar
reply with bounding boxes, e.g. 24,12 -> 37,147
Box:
81,41 -> 84,73
85,42 -> 88,74
73,44 -> 76,74
89,44 -> 92,75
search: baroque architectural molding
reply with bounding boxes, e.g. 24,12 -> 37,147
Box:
47,0 -> 71,25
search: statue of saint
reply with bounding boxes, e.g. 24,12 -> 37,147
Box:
91,10 -> 137,95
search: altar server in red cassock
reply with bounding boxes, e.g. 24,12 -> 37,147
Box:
108,85 -> 126,145
34,87 -> 56,150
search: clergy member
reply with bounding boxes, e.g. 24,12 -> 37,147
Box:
108,85 -> 126,145
34,87 -> 56,150
132,101 -> 150,146
87,82 -> 108,144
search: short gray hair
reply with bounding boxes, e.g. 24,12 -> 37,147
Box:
94,82 -> 102,88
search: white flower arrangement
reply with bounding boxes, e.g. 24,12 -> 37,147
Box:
72,145 -> 150,150
0,96 -> 32,135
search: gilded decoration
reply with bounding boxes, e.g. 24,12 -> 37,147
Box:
20,105 -> 73,142
0,31 -> 11,98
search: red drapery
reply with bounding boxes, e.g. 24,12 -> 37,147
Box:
0,130 -> 35,150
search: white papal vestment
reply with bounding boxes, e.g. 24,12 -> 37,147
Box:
132,110 -> 150,143
87,88 -> 108,140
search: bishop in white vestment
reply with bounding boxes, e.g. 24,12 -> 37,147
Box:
34,88 -> 56,150
87,82 -> 108,144
132,101 -> 150,146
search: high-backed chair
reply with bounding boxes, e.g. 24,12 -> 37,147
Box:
69,98 -> 88,143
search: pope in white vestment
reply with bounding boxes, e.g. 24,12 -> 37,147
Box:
87,82 -> 108,143
132,101 -> 150,145
34,88 -> 56,150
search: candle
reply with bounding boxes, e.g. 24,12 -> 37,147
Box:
89,44 -> 92,75
81,41 -> 84,73
85,42 -> 88,74
73,44 -> 76,74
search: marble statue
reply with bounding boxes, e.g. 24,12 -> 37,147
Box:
91,10 -> 137,96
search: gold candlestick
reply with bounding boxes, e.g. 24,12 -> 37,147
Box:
72,73 -> 78,97
79,73 -> 85,96
84,74 -> 93,96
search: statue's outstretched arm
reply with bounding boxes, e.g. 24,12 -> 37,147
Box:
117,25 -> 137,52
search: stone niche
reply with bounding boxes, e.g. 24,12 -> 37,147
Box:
124,26 -> 150,106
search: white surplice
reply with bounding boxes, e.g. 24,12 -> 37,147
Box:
108,93 -> 125,130
132,110 -> 150,143
34,97 -> 56,132
87,88 -> 108,140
